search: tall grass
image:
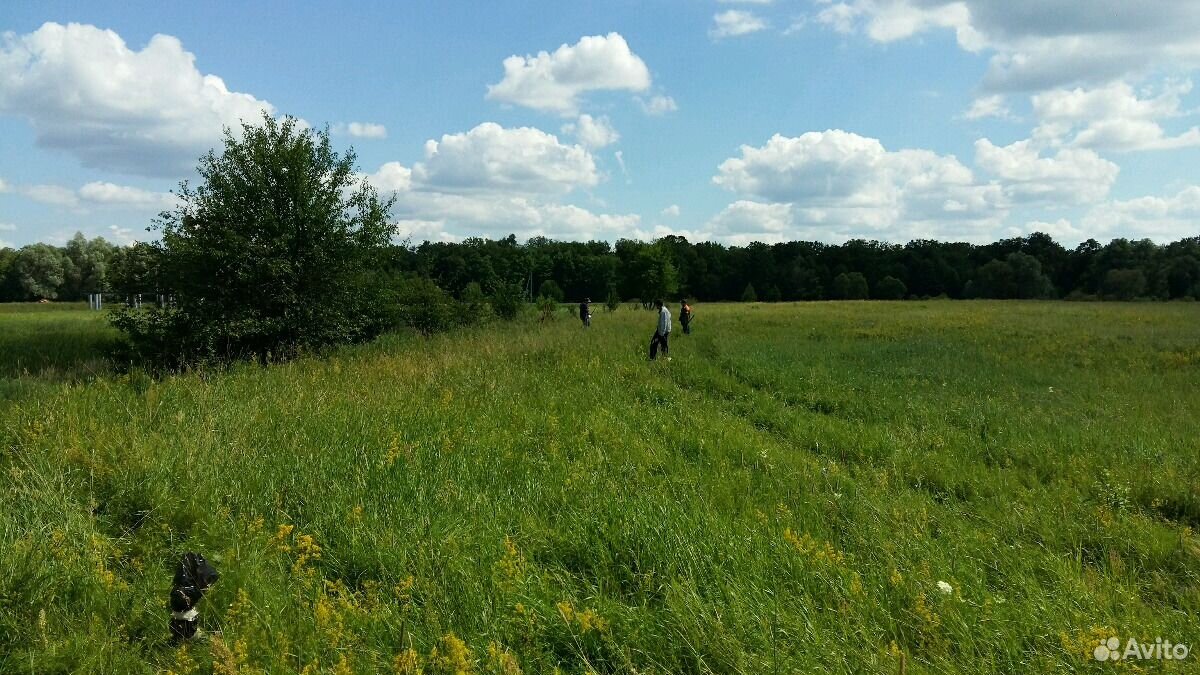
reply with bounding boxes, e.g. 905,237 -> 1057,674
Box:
1,301 -> 1197,673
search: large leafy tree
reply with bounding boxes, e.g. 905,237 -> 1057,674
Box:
113,114 -> 396,367
13,243 -> 66,300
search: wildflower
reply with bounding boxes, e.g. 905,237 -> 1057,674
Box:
428,633 -> 473,674
333,655 -> 353,675
936,580 -> 953,595
393,648 -> 423,674
273,524 -> 295,552
889,569 -> 904,586
493,536 -> 526,590
487,642 -> 523,675
556,600 -> 575,624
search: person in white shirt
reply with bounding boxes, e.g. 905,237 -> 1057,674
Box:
649,299 -> 672,360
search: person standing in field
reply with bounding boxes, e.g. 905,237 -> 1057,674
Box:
579,297 -> 591,328
679,299 -> 693,335
649,299 -> 672,360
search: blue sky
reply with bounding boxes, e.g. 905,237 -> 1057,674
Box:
2,1 -> 1199,249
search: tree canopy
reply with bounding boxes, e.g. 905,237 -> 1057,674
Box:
110,114 -> 396,367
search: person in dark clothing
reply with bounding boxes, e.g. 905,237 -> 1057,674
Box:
679,299 -> 693,334
579,297 -> 591,328
649,299 -> 672,360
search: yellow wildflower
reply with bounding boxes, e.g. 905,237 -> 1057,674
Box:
393,648 -> 423,675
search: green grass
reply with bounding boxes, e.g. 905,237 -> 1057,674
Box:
0,303 -> 118,401
1,301 -> 1197,674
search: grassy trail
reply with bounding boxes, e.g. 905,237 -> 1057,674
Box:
1,301 -> 1197,673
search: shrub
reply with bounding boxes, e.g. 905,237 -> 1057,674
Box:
395,277 -> 463,335
111,114 -> 396,368
1102,268 -> 1147,301
488,281 -> 525,321
831,272 -> 869,299
537,279 -> 564,302
741,283 -> 757,303
874,276 -> 907,300
605,286 -> 620,311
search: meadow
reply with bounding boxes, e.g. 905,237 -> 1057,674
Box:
1,301 -> 1197,674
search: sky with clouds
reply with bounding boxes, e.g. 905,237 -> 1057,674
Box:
2,0 -> 1199,249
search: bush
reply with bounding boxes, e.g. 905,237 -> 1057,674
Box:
488,281 -> 525,321
741,283 -> 757,302
537,279 -> 564,302
112,114 -> 396,368
874,276 -> 907,300
536,295 -> 558,322
605,286 -> 620,311
395,277 -> 463,335
1102,268 -> 1147,301
461,282 -> 494,324
831,272 -> 869,299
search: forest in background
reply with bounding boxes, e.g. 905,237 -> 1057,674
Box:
2,230 -> 1199,305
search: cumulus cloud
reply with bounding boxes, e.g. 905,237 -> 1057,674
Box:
710,10 -> 770,39
637,95 -> 678,116
1081,185 -> 1200,241
361,122 -> 637,241
962,94 -> 1012,120
0,22 -> 276,176
5,179 -> 176,211
974,138 -> 1118,204
335,122 -> 387,139
661,204 -> 681,217
412,122 -> 598,194
705,200 -> 796,243
20,184 -> 80,208
810,1 -> 1200,92
78,181 -> 177,209
713,129 -> 1005,241
0,222 -> 16,231
485,33 -> 652,115
1031,80 -> 1200,151
561,114 -> 620,149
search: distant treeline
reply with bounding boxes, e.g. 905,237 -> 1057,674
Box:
3,231 -> 1199,304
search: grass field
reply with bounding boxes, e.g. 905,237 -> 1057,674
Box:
1,301 -> 1197,674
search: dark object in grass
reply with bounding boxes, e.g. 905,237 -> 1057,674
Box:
169,552 -> 219,643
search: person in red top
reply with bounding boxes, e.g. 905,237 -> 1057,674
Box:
679,299 -> 693,334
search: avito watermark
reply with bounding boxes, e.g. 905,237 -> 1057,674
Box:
1094,636 -> 1190,662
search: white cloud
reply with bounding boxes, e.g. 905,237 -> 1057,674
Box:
661,204 -> 680,217
361,122 -> 636,242
21,184 -> 79,208
974,138 -> 1118,204
706,200 -> 795,243
637,94 -> 678,116
336,122 -> 387,139
412,122 -> 598,194
107,224 -> 138,245
1081,185 -> 1200,241
962,94 -> 1012,120
614,150 -> 630,182
78,181 -> 177,209
711,10 -> 770,39
0,178 -> 9,192
562,114 -> 620,149
365,161 -> 413,193
810,1 -> 1200,92
7,179 -> 176,211
0,22 -> 276,176
485,33 -> 651,115
713,129 -> 1005,241
1019,218 -> 1088,244
1031,80 -> 1200,151
385,191 -> 641,241
0,222 -> 16,231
